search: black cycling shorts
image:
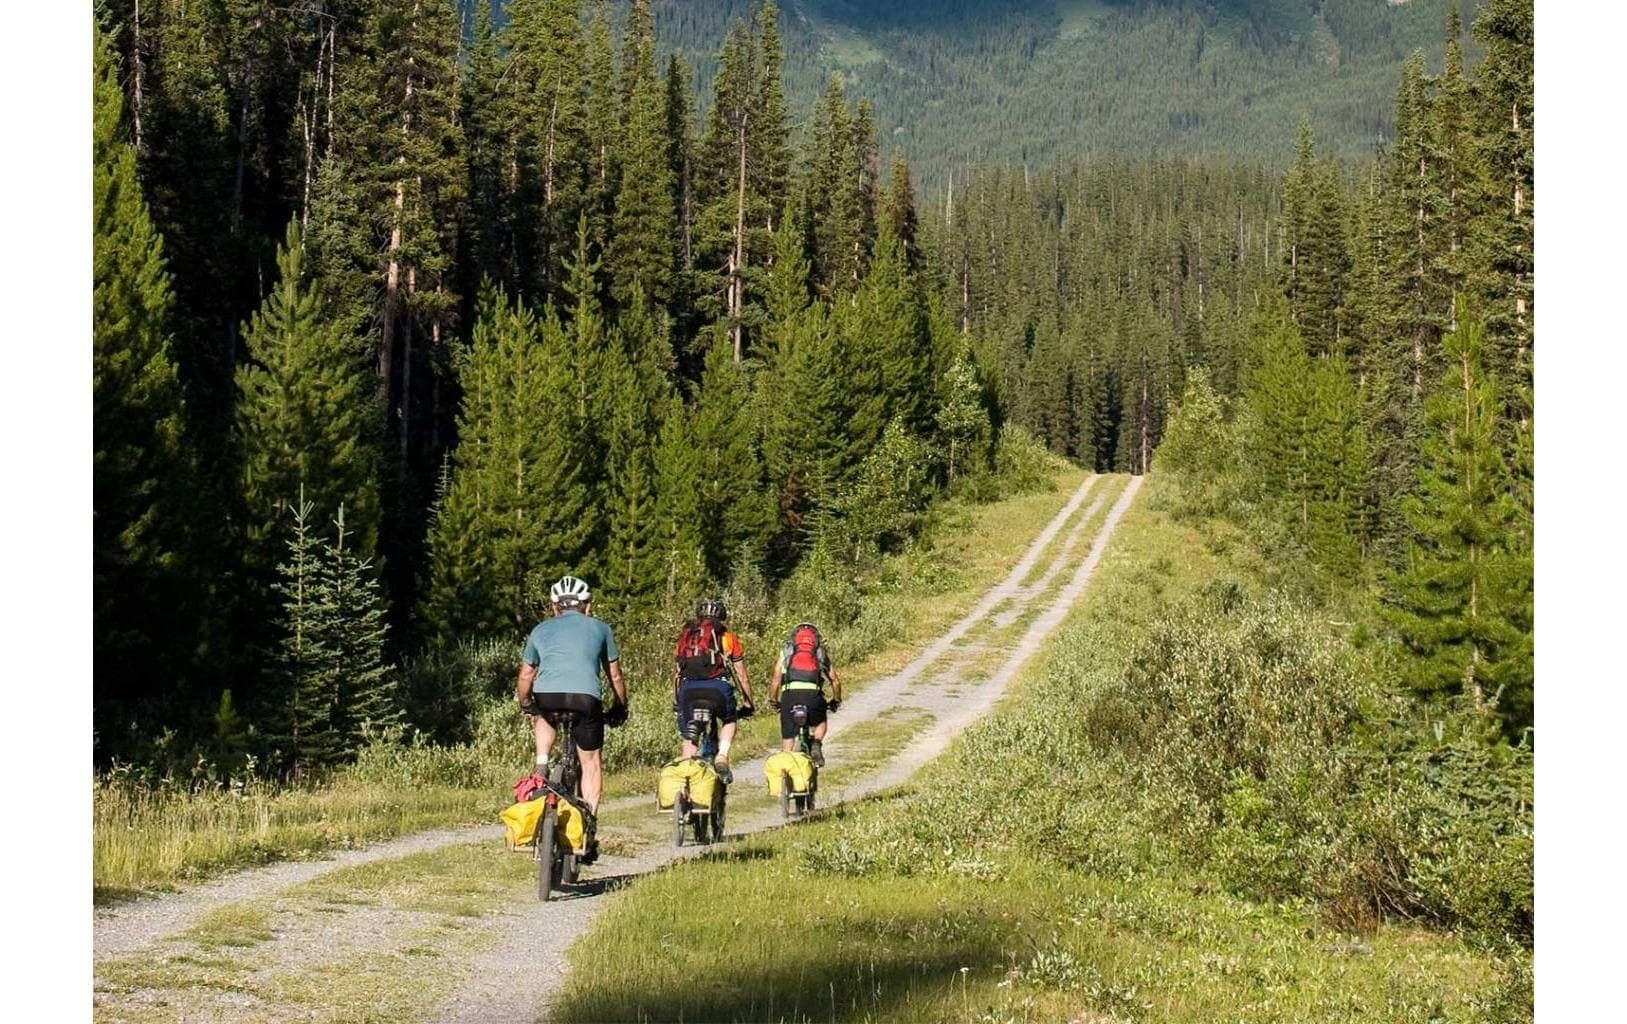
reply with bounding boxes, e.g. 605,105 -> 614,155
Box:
531,691 -> 605,752
677,679 -> 736,738
779,689 -> 826,740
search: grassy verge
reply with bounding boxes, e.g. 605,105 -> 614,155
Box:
548,477 -> 1529,1024
95,470 -> 1089,901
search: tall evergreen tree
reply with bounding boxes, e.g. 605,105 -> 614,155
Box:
94,24 -> 205,749
506,0 -> 589,303
691,341 -> 775,579
324,505 -> 399,747
1387,308 -> 1526,732
420,290 -> 595,641
1467,0 -> 1534,422
650,396 -> 709,605
272,495 -> 343,776
1281,120 -> 1349,357
696,21 -> 759,360
581,1 -> 619,263
236,220 -> 381,585
610,0 -> 676,308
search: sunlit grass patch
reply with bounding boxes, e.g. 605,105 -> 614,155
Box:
93,777 -> 498,902
180,904 -> 275,950
281,840 -> 524,916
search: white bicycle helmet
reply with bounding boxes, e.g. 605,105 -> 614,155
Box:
549,574 -> 591,606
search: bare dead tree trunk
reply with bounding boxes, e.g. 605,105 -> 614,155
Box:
402,263 -> 418,465
381,179 -> 405,398
731,116 -> 748,361
131,1 -> 146,154
430,284 -> 444,455
325,22 -> 337,163
1140,373 -> 1150,475
300,90 -> 315,228
544,94 -> 558,204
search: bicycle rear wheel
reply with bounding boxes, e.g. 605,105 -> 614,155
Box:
711,788 -> 726,843
673,795 -> 687,848
779,773 -> 791,818
537,804 -> 560,901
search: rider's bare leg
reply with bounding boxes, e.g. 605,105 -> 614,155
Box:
812,720 -> 829,742
680,738 -> 699,758
578,747 -> 603,813
717,721 -> 737,760
780,737 -> 796,752
531,714 -> 557,769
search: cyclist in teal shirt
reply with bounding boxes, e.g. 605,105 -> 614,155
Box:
515,576 -> 628,818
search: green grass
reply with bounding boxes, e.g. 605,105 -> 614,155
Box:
95,470 -> 1089,900
92,776 -> 502,903
546,477 -> 1527,1023
552,834 -> 1498,1024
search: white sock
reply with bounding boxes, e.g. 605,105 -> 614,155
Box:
717,737 -> 732,759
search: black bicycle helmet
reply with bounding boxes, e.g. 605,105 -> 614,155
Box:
696,597 -> 727,622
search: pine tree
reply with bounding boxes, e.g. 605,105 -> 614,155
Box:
1467,0 -> 1534,422
506,0 -> 589,303
662,53 -> 702,361
324,505 -> 399,747
936,349 -> 992,484
883,153 -> 921,273
1281,120 -> 1349,357
272,495 -> 343,776
804,78 -> 865,293
752,0 -> 792,234
236,219 -> 382,584
581,2 -> 618,261
1387,307 -> 1526,731
691,340 -> 775,579
601,361 -> 664,620
609,0 -> 676,308
696,21 -> 758,360
844,221 -> 934,442
420,289 -> 596,640
1240,297 -> 1366,569
94,23 -> 202,740
650,396 -> 709,606
462,0 -> 522,294
759,304 -> 852,566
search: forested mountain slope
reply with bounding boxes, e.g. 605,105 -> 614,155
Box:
600,0 -> 1469,178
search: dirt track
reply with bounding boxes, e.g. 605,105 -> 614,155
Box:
93,474 -> 1142,1023
442,473 -> 1141,1023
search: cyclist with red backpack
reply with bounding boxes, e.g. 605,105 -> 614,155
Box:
673,598 -> 756,784
767,622 -> 843,767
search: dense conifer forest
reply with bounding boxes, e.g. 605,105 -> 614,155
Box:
94,0 -> 1531,777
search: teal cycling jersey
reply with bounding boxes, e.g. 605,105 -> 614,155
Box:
522,610 -> 619,699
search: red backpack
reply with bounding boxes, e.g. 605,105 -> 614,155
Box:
783,623 -> 826,684
676,618 -> 726,680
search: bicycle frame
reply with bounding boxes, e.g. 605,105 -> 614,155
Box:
534,709 -> 588,900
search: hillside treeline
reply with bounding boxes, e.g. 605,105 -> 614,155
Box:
933,0 -> 1533,741
642,0 -> 1472,179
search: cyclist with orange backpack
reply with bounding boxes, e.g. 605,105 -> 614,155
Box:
767,622 -> 842,767
673,598 -> 756,784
